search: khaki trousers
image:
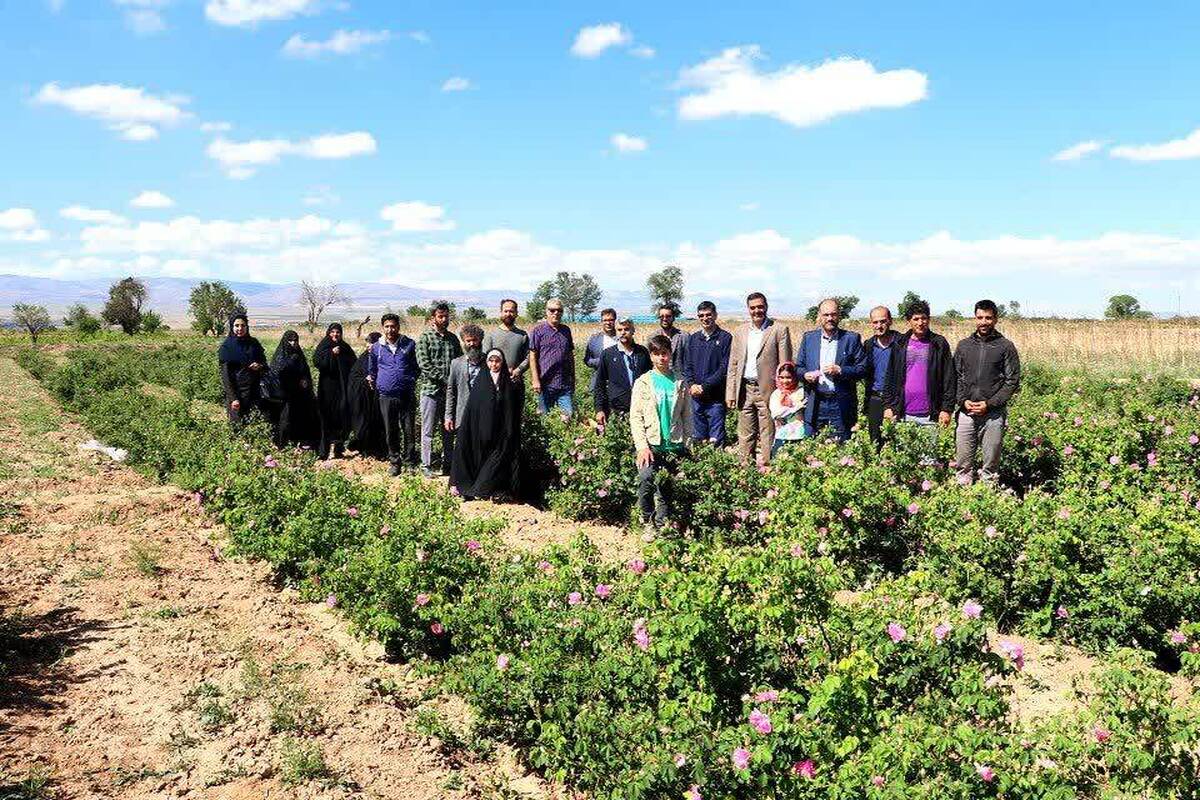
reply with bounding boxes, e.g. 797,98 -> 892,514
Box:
737,381 -> 775,465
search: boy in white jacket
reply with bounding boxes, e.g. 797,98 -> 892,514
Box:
630,335 -> 693,528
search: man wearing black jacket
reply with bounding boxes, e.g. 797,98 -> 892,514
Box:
682,301 -> 733,446
594,319 -> 652,426
862,305 -> 900,446
953,299 -> 1021,485
883,300 -> 955,456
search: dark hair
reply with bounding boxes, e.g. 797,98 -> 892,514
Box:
600,307 -> 617,319
657,304 -> 676,316
432,302 -> 451,315
746,292 -> 767,306
366,332 -> 382,344
648,334 -> 673,355
905,300 -> 931,319
778,362 -> 797,375
696,300 -> 716,314
500,298 -> 518,311
460,324 -> 484,341
381,313 -> 400,325
974,299 -> 999,315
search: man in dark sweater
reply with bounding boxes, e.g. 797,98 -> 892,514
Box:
682,301 -> 733,446
594,319 -> 651,425
953,299 -> 1021,485
862,305 -> 900,446
882,300 -> 955,458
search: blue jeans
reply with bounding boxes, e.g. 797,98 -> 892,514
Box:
691,399 -> 727,445
536,387 -> 574,415
806,394 -> 849,442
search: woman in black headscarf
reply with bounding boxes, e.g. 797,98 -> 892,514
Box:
218,314 -> 268,426
451,348 -> 522,501
269,330 -> 321,449
347,332 -> 387,458
312,322 -> 358,459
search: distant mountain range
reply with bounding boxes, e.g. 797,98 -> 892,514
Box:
0,275 -> 732,325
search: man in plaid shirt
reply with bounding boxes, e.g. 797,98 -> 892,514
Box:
415,302 -> 463,476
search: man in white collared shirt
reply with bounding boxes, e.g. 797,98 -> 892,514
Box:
725,292 -> 793,465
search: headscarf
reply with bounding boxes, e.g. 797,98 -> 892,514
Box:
270,329 -> 311,382
776,361 -> 800,407
218,313 -> 264,366
314,322 -> 355,370
486,348 -> 505,386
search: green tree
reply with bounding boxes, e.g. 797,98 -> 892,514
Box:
805,295 -> 860,322
463,306 -> 487,321
555,271 -> 602,321
102,277 -> 147,334
12,303 -> 52,343
1105,294 -> 1151,320
406,304 -> 428,319
943,308 -> 964,320
526,280 -> 555,321
63,302 -> 103,335
1006,300 -> 1023,320
188,281 -> 246,336
646,264 -> 683,314
140,310 -> 165,333
898,291 -> 926,319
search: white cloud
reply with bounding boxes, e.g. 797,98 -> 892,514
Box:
630,45 -> 655,59
610,132 -> 647,153
130,190 -> 175,208
206,132 -> 376,178
282,29 -> 391,58
441,76 -> 472,92
33,81 -> 189,141
302,186 -> 339,206
115,0 -> 170,35
200,121 -> 232,133
739,202 -> 760,212
1110,128 -> 1200,162
60,205 -> 129,225
1051,140 -> 1104,162
0,208 -> 50,243
380,201 -> 455,232
80,214 -> 339,255
677,47 -> 927,128
204,0 -> 322,27
571,23 -> 631,58
408,30 -> 430,44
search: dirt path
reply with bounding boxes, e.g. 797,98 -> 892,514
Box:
0,358 -> 550,800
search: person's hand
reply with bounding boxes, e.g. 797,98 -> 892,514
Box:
595,411 -> 607,426
803,370 -> 821,383
248,362 -> 263,371
366,376 -> 375,388
532,381 -> 543,395
509,367 -> 520,380
300,379 -> 309,389
883,408 -> 895,422
938,411 -> 952,426
637,447 -> 654,469
689,384 -> 703,398
822,363 -> 842,377
230,400 -> 241,411
444,419 -> 454,432
332,346 -> 340,355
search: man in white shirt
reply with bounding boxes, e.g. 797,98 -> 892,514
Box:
724,293 -> 793,465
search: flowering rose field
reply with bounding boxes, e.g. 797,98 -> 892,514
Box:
14,340 -> 1200,798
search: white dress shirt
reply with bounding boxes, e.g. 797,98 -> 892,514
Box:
743,322 -> 765,381
818,331 -> 838,394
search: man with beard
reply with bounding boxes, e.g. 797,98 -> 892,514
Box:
415,302 -> 463,476
367,313 -> 421,476
313,322 -> 358,459
445,324 -> 485,479
584,308 -> 619,394
653,304 -> 689,374
594,318 -> 651,426
347,332 -> 386,457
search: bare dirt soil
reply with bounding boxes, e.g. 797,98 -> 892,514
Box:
0,357 -> 552,800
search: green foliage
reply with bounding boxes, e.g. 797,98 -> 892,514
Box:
806,295 -> 859,321
101,276 -> 147,334
897,290 -> 926,319
139,309 -> 165,334
526,280 -> 554,322
1105,293 -> 1152,320
188,281 -> 246,336
10,303 -> 53,342
463,305 -> 487,321
63,302 -> 103,335
646,264 -> 684,314
277,738 -> 329,784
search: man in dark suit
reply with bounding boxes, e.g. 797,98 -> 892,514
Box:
795,298 -> 866,441
862,305 -> 900,446
584,308 -> 619,394
594,318 -> 652,426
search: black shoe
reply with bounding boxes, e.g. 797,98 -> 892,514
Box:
388,463 -> 402,477
333,444 -> 345,459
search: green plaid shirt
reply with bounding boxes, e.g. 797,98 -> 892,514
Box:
415,328 -> 463,397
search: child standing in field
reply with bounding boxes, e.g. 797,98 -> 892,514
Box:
630,335 -> 692,529
769,362 -> 806,457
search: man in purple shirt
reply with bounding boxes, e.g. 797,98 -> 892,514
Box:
528,298 -> 576,415
882,300 -> 955,457
366,313 -> 421,475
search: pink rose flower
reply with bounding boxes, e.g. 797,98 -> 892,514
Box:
871,775 -> 886,788
594,583 -> 612,599
568,591 -> 583,606
731,747 -> 751,771
415,549 -> 427,562
758,509 -> 770,525
537,559 -> 553,573
380,525 -> 391,536
754,690 -> 778,703
496,653 -> 510,671
921,479 -> 933,492
934,622 -> 951,643
597,488 -> 609,498
748,708 -> 772,734
1055,605 -> 1069,620
414,593 -> 431,607
1170,630 -> 1187,645
907,502 -> 921,515
347,506 -> 359,518
632,618 -> 650,651
793,759 -> 815,779
325,594 -> 338,608
1063,445 -> 1075,456
626,558 -> 646,575
999,640 -> 1025,670
1092,726 -> 1111,743
1190,434 -> 1200,445
673,753 -> 687,768
1057,507 -> 1070,520
841,507 -> 854,518
263,455 -> 278,468
430,621 -> 444,635
684,785 -> 701,800
465,539 -> 482,552
962,599 -> 983,619
887,622 -> 907,643
975,764 -> 995,782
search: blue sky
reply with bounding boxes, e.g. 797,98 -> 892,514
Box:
1,0 -> 1198,315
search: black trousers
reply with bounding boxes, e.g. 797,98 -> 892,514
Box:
379,393 -> 416,467
866,392 -> 886,447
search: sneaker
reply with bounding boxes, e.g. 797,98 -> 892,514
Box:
420,466 -> 435,478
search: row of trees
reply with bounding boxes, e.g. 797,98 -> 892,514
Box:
11,277 -> 165,342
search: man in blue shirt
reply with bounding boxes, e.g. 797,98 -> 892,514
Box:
796,298 -> 866,442
862,305 -> 899,446
366,313 -> 421,475
682,301 -> 733,446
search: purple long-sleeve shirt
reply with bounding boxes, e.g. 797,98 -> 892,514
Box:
367,336 -> 420,397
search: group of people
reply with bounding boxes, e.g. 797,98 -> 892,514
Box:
218,291 -> 1021,526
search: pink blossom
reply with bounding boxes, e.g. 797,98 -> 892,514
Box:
1055,605 -> 1069,620
1165,425 -> 1175,435
597,488 -> 609,498
975,764 -> 995,783
758,509 -> 770,525
907,502 -> 921,515
537,559 -> 553,573
871,775 -> 886,788
449,485 -> 461,496
414,593 -> 431,607
1074,416 -> 1084,426
626,558 -> 646,575
765,488 -> 779,499
415,548 -> 427,562
1099,480 -> 1111,490
684,785 -> 701,800
594,583 -> 612,599
1109,455 -> 1121,465
887,622 -> 907,643
1063,445 -> 1075,456
1190,434 -> 1200,445
984,525 -> 999,538
934,622 -> 952,643
841,507 -> 854,518
673,753 -> 687,768
347,506 -> 359,518
496,653 -> 510,671
731,747 -> 751,770
921,479 -> 933,492
790,543 -> 804,558
962,600 -> 983,619
999,640 -> 1025,670
379,525 -> 391,536
263,455 -> 278,468
957,473 -> 972,485
1092,726 -> 1111,743
566,467 -> 576,476
465,539 -> 482,552
754,690 -> 779,703
748,708 -> 772,734
568,591 -> 583,606
793,759 -> 816,779
632,618 -> 650,651
430,621 -> 444,635
1170,630 -> 1188,645
325,593 -> 338,608
1057,507 -> 1071,520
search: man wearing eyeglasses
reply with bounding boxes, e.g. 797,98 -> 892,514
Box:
528,298 -> 576,415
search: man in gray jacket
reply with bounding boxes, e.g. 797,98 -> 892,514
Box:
444,324 -> 485,460
953,299 -> 1021,485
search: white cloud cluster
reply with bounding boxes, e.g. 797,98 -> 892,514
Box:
79,213 -> 349,256
131,190 -> 176,208
60,205 -> 128,225
1110,127 -> 1200,162
282,29 -> 391,58
34,82 -> 189,141
677,47 -> 928,128
205,0 -> 322,27
0,208 -> 49,242
380,202 -> 455,232
114,0 -> 169,35
610,132 -> 647,153
441,77 -> 472,92
570,22 -> 653,59
1051,140 -> 1104,162
206,132 -> 377,178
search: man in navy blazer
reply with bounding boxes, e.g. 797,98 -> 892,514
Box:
795,298 -> 867,441
584,308 -> 619,393
594,319 -> 652,425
